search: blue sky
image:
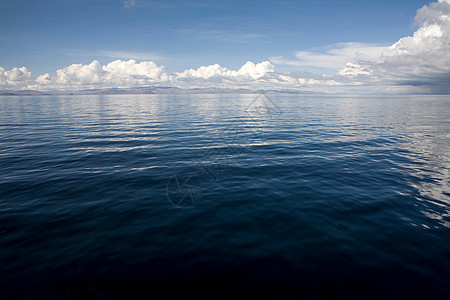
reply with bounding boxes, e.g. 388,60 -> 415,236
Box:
1,0 -> 449,93
0,0 -> 428,74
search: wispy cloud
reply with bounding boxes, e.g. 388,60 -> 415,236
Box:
178,29 -> 267,43
270,42 -> 389,71
124,0 -> 135,9
98,51 -> 167,61
65,49 -> 167,62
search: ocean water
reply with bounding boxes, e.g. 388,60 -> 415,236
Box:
0,94 -> 449,298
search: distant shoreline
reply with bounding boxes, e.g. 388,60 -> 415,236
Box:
0,87 -> 441,96
0,87 -> 316,96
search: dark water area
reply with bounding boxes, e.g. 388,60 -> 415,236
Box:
0,94 -> 449,298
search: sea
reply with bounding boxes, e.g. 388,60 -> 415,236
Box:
0,94 -> 449,298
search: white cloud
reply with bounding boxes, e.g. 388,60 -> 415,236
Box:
28,59 -> 170,90
23,60 -> 280,91
338,62 -> 374,77
238,61 -> 274,79
337,0 -> 450,92
175,61 -> 274,80
35,73 -> 52,85
172,61 -> 282,90
54,60 -> 104,86
176,64 -> 232,79
103,59 -> 169,85
171,62 -> 343,91
0,58 -> 422,94
379,1 -> 450,78
0,66 -> 32,87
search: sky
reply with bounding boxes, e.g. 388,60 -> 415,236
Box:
1,0 -> 449,93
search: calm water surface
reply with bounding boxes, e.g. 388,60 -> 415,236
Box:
0,94 -> 449,298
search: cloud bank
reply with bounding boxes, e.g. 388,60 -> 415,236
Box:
1,0 -> 449,93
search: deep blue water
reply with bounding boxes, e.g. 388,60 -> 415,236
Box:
1,94 -> 449,298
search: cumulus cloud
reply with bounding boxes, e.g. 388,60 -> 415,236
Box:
337,0 -> 450,92
0,66 -> 32,87
103,60 -> 169,85
29,59 -> 170,89
176,64 -> 234,79
26,59 -> 325,91
337,62 -> 374,77
173,61 -> 287,90
54,60 -> 104,86
382,1 -> 450,76
172,63 -> 343,91
176,61 -> 274,80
